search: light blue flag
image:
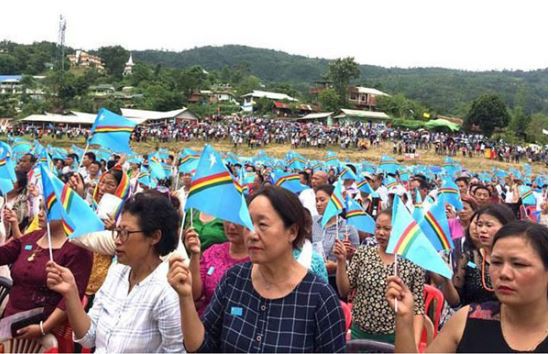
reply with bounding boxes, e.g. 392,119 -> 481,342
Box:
11,138 -> 32,159
184,145 -> 253,229
40,163 -> 105,239
321,179 -> 346,227
356,178 -> 375,196
88,108 -> 137,153
0,141 -> 16,182
418,199 -> 454,252
0,178 -> 13,195
518,185 -> 537,206
344,196 -> 375,234
178,158 -> 199,175
386,196 -> 452,278
438,178 -> 463,211
272,171 -> 308,194
148,152 -> 170,180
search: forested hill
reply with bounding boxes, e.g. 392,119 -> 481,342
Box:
134,45 -> 548,116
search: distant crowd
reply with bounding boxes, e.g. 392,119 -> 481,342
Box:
8,115 -> 548,164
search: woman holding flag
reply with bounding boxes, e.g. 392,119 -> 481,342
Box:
46,191 -> 184,353
388,221 -> 548,352
0,202 -> 93,339
168,185 -> 346,352
333,209 -> 425,344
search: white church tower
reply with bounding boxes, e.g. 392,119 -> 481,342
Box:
123,54 -> 134,76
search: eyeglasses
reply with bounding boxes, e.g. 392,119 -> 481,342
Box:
112,228 -> 144,243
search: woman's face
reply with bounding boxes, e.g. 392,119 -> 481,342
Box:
374,213 -> 392,250
223,221 -> 245,245
477,214 -> 503,248
114,212 -> 158,266
458,201 -> 474,222
315,190 -> 330,216
246,196 -> 297,264
98,173 -> 118,199
468,218 -> 482,249
490,237 -> 547,307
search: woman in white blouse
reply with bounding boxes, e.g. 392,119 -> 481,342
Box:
45,191 -> 184,353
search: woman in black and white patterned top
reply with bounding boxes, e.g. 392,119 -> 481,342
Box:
334,208 -> 425,344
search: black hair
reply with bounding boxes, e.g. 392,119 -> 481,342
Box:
15,170 -> 28,191
107,160 -> 117,170
455,176 -> 469,185
106,167 -> 123,186
248,185 -> 307,249
121,190 -> 180,256
90,161 -> 102,169
23,153 -> 37,164
477,204 -> 516,226
346,164 -> 357,175
463,210 -> 482,254
84,152 -> 96,162
314,183 -> 335,196
68,153 -> 79,163
414,177 -> 429,190
298,171 -> 310,185
492,221 -> 548,271
303,207 -> 313,242
473,184 -> 491,195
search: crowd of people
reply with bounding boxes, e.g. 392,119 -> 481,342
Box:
0,138 -> 548,353
7,115 -> 548,164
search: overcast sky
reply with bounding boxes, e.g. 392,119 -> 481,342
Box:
2,0 -> 549,71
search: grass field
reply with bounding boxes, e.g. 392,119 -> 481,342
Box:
24,135 -> 548,174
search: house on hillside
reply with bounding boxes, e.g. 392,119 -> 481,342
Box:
347,86 -> 389,110
241,90 -> 298,105
67,50 -> 105,71
0,75 -> 46,100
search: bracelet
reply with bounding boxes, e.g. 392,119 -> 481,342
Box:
39,321 -> 46,336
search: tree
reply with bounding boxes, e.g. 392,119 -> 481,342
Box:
97,46 -> 129,78
508,106 -> 531,138
326,57 -> 360,105
318,88 -> 340,112
525,113 -> 547,144
464,94 -> 511,136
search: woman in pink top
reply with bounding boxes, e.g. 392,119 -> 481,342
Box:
184,221 -> 249,314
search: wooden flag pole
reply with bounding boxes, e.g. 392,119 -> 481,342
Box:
77,142 -> 89,170
394,253 -> 398,312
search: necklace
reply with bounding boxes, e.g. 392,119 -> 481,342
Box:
27,246 -> 43,262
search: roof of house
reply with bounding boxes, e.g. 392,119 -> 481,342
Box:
354,86 -> 389,96
241,90 -> 297,102
120,107 -> 197,121
20,111 -> 148,125
296,112 -> 333,120
335,109 -> 390,120
0,75 -> 22,83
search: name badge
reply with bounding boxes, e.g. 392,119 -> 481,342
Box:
467,261 -> 477,269
230,306 -> 243,317
24,245 -> 32,251
207,266 -> 215,276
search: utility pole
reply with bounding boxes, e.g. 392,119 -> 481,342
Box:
58,15 -> 66,73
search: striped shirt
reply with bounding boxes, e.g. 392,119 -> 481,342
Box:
74,262 -> 184,353
198,262 -> 346,353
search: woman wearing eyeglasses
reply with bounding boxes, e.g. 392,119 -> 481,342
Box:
45,191 -> 184,353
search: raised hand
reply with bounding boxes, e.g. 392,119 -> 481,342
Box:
332,239 -> 347,263
385,275 -> 414,317
46,261 -> 77,296
168,255 -> 193,297
183,228 -> 201,255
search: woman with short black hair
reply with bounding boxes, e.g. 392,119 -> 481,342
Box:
169,185 -> 346,352
46,191 -> 184,353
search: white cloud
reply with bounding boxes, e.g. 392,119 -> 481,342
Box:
1,0 -> 549,70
